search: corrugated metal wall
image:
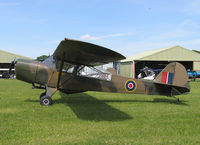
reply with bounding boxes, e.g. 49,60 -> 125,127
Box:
139,46 -> 200,61
120,61 -> 133,78
194,61 -> 200,70
120,46 -> 200,78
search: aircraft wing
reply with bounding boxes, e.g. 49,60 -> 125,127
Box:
53,38 -> 126,66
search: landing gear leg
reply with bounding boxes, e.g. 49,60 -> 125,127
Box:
40,86 -> 57,106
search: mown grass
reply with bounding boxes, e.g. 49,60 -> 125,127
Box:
0,79 -> 200,145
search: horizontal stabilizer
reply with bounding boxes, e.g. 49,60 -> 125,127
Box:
154,81 -> 190,96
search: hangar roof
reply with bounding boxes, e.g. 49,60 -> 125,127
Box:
0,49 -> 32,63
121,45 -> 200,62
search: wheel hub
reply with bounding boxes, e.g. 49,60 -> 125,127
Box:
43,99 -> 50,105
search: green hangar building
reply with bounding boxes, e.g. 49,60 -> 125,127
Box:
120,46 -> 200,78
0,50 -> 31,77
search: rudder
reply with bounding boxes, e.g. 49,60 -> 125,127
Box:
154,62 -> 189,87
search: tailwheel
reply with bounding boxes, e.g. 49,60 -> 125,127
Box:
40,95 -> 52,106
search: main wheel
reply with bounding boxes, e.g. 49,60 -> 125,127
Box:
40,92 -> 46,99
40,96 -> 52,106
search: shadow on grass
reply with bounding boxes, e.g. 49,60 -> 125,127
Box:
57,92 -> 133,121
152,98 -> 188,105
25,92 -> 133,121
99,98 -> 188,105
25,93 -> 188,121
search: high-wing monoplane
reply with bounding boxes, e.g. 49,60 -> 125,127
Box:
11,38 -> 190,105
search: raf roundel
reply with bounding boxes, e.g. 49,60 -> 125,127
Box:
125,79 -> 137,93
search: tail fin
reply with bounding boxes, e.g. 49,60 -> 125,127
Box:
154,62 -> 189,88
154,62 -> 190,96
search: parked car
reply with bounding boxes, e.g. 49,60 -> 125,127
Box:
187,69 -> 198,81
196,70 -> 200,77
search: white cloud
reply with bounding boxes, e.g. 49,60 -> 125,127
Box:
121,38 -> 200,57
146,30 -> 194,42
178,39 -> 200,50
0,2 -> 20,6
80,32 -> 134,41
79,19 -> 200,57
143,20 -> 200,43
119,20 -> 200,57
80,34 -> 100,40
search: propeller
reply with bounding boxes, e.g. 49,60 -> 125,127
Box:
8,58 -> 16,78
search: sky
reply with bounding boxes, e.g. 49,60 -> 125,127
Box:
0,0 -> 200,59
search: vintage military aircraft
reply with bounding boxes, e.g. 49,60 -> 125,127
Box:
10,38 -> 190,105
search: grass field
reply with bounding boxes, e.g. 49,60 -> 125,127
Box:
0,79 -> 200,145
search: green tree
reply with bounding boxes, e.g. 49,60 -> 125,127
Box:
36,55 -> 49,62
192,50 -> 200,54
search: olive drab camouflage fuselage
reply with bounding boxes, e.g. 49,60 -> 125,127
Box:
13,39 -> 190,105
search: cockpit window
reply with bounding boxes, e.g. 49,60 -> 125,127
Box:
77,66 -> 111,81
56,61 -> 76,73
55,60 -> 112,81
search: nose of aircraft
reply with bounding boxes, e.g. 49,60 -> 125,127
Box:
15,59 -> 38,83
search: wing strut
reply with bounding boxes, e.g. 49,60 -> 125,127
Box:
57,52 -> 65,88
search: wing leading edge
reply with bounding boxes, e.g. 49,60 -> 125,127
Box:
53,38 -> 126,66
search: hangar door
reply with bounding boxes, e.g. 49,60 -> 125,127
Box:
120,61 -> 133,78
194,61 -> 200,70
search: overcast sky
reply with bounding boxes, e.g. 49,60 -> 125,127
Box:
0,0 -> 200,58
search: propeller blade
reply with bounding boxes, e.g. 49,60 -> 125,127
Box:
9,61 -> 13,74
9,58 -> 16,75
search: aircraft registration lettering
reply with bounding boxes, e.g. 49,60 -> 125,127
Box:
124,79 -> 137,93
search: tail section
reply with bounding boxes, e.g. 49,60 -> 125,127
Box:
154,62 -> 190,95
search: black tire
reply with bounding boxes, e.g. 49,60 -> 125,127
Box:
40,96 -> 52,106
40,92 -> 46,99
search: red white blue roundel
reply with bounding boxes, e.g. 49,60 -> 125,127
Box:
124,79 -> 137,92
